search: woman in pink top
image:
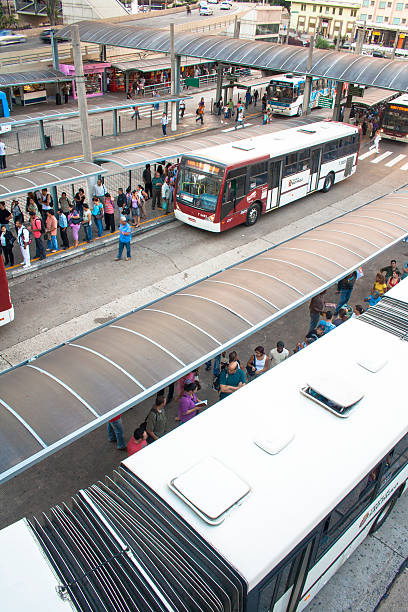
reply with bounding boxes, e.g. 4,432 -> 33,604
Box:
68,204 -> 81,248
45,210 -> 58,252
104,192 -> 115,233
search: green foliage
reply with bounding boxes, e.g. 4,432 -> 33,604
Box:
315,36 -> 331,49
0,6 -> 16,29
46,0 -> 60,26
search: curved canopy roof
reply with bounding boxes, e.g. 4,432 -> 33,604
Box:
1,189 -> 408,483
0,69 -> 72,88
57,21 -> 408,91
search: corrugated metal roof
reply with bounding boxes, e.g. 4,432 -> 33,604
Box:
111,56 -> 210,72
350,87 -> 397,108
0,162 -> 105,198
57,21 -> 408,91
0,70 -> 72,88
1,188 -> 408,483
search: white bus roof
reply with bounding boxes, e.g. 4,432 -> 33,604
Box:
186,121 -> 358,167
269,73 -> 308,83
124,279 -> 408,589
387,93 -> 408,106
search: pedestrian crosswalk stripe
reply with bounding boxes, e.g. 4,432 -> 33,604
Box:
370,151 -> 393,164
385,154 -> 406,167
359,150 -> 376,160
400,162 -> 408,171
222,123 -> 253,133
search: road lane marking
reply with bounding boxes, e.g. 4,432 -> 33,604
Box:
370,151 -> 392,164
385,154 -> 406,167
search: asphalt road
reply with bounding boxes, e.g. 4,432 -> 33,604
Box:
0,123 -> 407,609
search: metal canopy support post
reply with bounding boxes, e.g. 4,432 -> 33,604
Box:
38,120 -> 46,150
343,90 -> 353,123
302,35 -> 314,116
50,30 -> 59,70
170,22 -> 177,132
391,30 -> 400,60
332,81 -> 343,121
216,63 -> 223,106
175,54 -> 181,125
113,108 -> 118,136
51,186 -> 58,213
355,27 -> 365,55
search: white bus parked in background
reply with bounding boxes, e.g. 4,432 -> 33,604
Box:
267,74 -> 334,117
1,280 -> 407,611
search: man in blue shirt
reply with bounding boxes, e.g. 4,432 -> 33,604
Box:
115,216 -> 132,261
57,207 -> 69,249
317,310 -> 336,334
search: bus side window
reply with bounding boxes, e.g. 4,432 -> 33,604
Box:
283,153 -> 298,177
299,82 -> 305,95
298,148 -> 311,171
258,545 -> 307,610
249,161 -> 268,189
223,174 -> 246,208
380,432 -> 408,490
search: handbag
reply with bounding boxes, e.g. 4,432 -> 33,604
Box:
246,355 -> 256,377
43,231 -> 51,241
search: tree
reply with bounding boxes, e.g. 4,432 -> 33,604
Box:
46,0 -> 60,26
315,35 -> 330,49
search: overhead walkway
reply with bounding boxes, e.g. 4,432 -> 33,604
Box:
57,21 -> 408,91
1,187 -> 408,483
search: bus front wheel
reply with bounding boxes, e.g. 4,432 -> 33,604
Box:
245,204 -> 260,226
369,494 -> 398,534
322,172 -> 334,193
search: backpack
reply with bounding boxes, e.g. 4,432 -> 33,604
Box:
34,216 -> 45,234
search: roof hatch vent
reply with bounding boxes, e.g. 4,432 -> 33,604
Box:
357,356 -> 388,373
300,373 -> 364,418
298,128 -> 317,134
254,425 -> 295,455
232,141 -> 255,151
169,457 -> 251,525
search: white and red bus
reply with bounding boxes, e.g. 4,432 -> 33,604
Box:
174,120 -> 361,232
381,94 -> 408,143
0,255 -> 13,326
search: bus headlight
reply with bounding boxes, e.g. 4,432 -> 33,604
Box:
208,214 -> 215,222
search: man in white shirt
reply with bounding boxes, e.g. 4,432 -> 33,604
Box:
93,179 -> 106,201
15,219 -> 31,268
0,140 -> 6,169
269,341 -> 289,368
161,112 -> 168,136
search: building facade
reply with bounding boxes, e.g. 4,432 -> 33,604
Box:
357,0 -> 408,46
226,6 -> 289,43
290,0 -> 362,39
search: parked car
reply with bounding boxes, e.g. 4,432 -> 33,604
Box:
208,0 -> 218,4
200,5 -> 214,15
0,30 -> 26,45
220,0 -> 232,8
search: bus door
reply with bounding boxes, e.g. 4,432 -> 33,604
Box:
266,159 -> 282,210
221,171 -> 247,229
308,148 -> 321,192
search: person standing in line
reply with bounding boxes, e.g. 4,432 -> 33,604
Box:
219,354 -> 246,400
68,204 -> 81,248
0,224 -> 15,266
235,105 -> 245,130
73,188 -> 85,218
93,178 -> 106,202
15,219 -> 30,268
335,272 -> 357,314
380,259 -> 400,283
143,164 -> 153,198
11,200 -> 23,225
161,112 -> 168,136
40,188 -> 53,221
58,191 -> 71,217
0,140 -> 6,169
309,291 -> 326,332
130,190 -> 140,227
145,395 -> 167,444
178,381 -> 205,424
115,215 -> 132,261
91,197 -> 103,238
104,192 -> 115,233
161,177 -> 170,213
246,346 -> 269,378
107,414 -> 126,451
316,310 -> 336,335
136,185 -> 147,220
269,341 -> 289,368
116,187 -> 126,216
45,210 -> 58,252
253,89 -> 259,106
369,129 -> 381,154
62,83 -> 70,104
0,201 -> 11,229
245,88 -> 251,109
179,99 -> 186,118
57,207 -> 69,249
127,427 -> 147,456
81,203 -> 93,243
152,171 -> 163,210
29,211 -> 46,261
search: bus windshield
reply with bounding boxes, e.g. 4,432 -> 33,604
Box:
178,161 -> 223,212
269,81 -> 295,104
383,105 -> 408,135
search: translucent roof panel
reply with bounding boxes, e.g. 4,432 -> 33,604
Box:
1,190 -> 408,483
57,21 -> 408,91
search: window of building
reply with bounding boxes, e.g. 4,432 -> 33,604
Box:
320,5 -> 323,12
351,9 -> 357,16
370,1 -> 374,5
402,18 -> 407,23
385,16 -> 389,21
326,6 -> 330,12
396,2 -> 403,9
363,0 -> 369,5
393,16 -> 401,23
376,15 -> 384,21
389,2 -> 394,6
368,14 -> 373,19
332,7 -> 336,13
339,7 -> 343,13
301,3 -> 306,10
379,1 -> 386,7
313,5 -> 317,11
360,13 -> 367,19
405,3 -> 408,8
256,23 -> 279,35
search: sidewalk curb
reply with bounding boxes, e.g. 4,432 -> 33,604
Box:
6,215 -> 176,280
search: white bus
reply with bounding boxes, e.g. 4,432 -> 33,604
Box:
175,121 -> 361,232
381,93 -> 408,143
2,281 -> 407,611
267,74 -> 334,117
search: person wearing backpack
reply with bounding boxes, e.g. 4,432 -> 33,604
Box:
15,219 -> 31,268
29,211 -> 46,261
0,224 -> 15,266
145,395 -> 167,444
